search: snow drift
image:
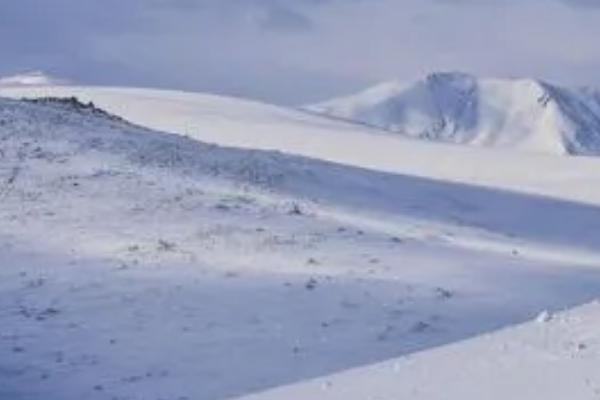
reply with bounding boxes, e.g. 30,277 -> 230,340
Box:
307,72 -> 600,156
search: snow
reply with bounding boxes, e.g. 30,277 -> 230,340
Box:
2,84 -> 600,206
306,72 -> 600,156
238,301 -> 600,400
536,310 -> 553,323
0,87 -> 600,400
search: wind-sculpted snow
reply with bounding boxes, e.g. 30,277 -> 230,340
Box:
307,72 -> 600,156
239,301 -> 600,400
2,97 -> 600,400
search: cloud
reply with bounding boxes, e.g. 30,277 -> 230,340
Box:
560,0 -> 600,7
256,4 -> 314,33
1,0 -> 599,104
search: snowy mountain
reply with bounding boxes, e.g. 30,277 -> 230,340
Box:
0,71 -> 69,87
3,84 -> 600,205
2,87 -> 600,399
307,72 -> 600,156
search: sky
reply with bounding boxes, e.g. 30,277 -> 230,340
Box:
1,0 -> 600,105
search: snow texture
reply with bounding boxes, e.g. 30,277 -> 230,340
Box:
1,86 -> 600,400
239,301 -> 600,400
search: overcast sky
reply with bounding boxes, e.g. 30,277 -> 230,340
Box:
1,0 -> 599,104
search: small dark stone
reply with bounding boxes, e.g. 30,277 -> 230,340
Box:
305,278 -> 318,290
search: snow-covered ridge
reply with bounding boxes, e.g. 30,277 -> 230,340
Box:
0,71 -> 69,87
306,72 -> 600,156
3,84 -> 600,206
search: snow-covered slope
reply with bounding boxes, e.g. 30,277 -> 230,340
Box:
0,71 -> 69,87
2,85 -> 600,206
2,96 -> 600,400
238,301 -> 600,400
307,72 -> 600,156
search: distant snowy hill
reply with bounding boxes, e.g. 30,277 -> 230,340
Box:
306,72 -> 600,156
0,71 -> 69,87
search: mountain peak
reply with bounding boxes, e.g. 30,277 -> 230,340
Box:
0,71 -> 70,87
425,71 -> 475,83
306,73 -> 600,156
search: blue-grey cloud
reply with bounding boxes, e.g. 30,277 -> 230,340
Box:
560,0 -> 600,7
0,0 -> 599,104
257,4 -> 314,33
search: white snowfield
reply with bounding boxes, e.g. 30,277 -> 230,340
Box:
307,72 -> 600,156
238,301 -> 600,400
1,79 -> 600,400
